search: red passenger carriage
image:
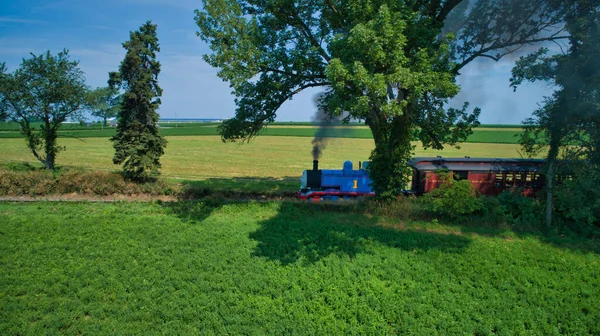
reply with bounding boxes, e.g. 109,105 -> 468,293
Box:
407,157 -> 547,197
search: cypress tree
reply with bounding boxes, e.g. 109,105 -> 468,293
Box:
109,21 -> 167,180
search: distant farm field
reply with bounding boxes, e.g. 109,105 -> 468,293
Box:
0,136 -> 531,181
1,201 -> 598,334
0,122 -> 524,144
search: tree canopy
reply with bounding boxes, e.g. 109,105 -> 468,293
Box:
0,50 -> 87,170
510,0 -> 599,227
109,21 -> 167,181
512,0 -> 599,164
85,86 -> 121,128
196,0 -> 570,197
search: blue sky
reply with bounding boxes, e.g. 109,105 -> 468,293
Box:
1,0 -> 555,124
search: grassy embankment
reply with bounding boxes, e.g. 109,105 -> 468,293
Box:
1,201 -> 598,334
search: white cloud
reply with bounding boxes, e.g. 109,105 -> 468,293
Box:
31,0 -> 76,11
0,17 -> 43,24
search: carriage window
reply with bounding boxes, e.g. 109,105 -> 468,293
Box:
494,173 -> 503,187
557,174 -> 574,183
515,173 -> 523,187
505,173 -> 514,187
525,172 -> 534,187
453,171 -> 468,180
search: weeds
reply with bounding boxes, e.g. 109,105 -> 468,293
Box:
0,167 -> 172,196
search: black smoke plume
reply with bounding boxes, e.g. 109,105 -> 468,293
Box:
311,92 -> 333,160
311,92 -> 352,160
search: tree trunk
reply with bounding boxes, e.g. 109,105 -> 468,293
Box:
366,112 -> 414,199
103,117 -> 107,128
545,118 -> 562,229
545,160 -> 554,229
44,127 -> 58,170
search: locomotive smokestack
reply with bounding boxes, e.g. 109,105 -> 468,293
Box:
313,160 -> 319,171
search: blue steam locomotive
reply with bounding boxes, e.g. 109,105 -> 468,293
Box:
297,160 -> 375,201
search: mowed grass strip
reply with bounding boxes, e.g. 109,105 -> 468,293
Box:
0,136 -> 531,181
0,201 -> 598,334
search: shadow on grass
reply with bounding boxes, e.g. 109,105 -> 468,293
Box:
249,201 -> 472,265
354,197 -> 600,255
178,176 -> 299,198
432,215 -> 600,255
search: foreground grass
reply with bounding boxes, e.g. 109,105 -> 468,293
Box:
0,136 -> 531,181
1,201 -> 598,334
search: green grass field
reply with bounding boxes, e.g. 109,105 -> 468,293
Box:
0,122 -> 524,144
0,136 -> 531,181
1,201 -> 598,334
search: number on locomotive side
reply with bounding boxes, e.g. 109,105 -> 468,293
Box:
353,180 -> 358,189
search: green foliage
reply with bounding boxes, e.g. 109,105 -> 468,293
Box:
423,170 -> 483,218
1,201 -> 599,334
3,162 -> 36,172
110,21 -> 167,181
510,2 -> 599,227
497,190 -> 544,228
85,86 -> 121,127
0,107 -> 7,121
195,0 -> 566,197
553,169 -> 600,233
366,141 -> 413,199
0,50 -> 87,170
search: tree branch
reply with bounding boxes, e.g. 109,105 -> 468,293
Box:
436,0 -> 463,23
324,0 -> 343,22
454,35 -> 570,72
291,11 -> 331,62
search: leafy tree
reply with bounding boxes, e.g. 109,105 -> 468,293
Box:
423,170 -> 483,218
109,21 -> 167,181
195,0 -> 569,198
510,1 -> 599,228
85,86 -> 121,128
0,50 -> 87,170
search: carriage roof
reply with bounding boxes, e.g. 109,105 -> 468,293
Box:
407,157 -> 547,172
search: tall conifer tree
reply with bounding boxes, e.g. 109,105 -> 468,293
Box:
109,21 -> 167,180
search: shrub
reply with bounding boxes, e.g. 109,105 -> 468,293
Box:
470,196 -> 511,227
496,190 -> 544,229
0,167 -> 175,196
553,174 -> 600,233
363,197 -> 432,220
422,171 -> 483,218
3,162 -> 36,172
